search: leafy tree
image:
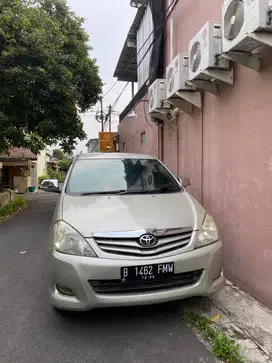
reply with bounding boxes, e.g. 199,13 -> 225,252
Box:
53,148 -> 65,160
58,158 -> 71,172
0,0 -> 103,153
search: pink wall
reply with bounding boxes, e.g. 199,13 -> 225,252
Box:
119,99 -> 159,157
118,0 -> 272,308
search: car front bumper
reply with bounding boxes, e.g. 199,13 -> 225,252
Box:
48,240 -> 225,311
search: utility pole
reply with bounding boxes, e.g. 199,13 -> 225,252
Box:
108,105 -> 112,132
100,97 -> 104,132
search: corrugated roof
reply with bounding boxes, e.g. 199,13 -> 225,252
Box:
0,147 -> 37,160
113,7 -> 146,82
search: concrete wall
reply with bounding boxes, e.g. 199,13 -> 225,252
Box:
36,150 -> 47,178
0,190 -> 14,206
118,0 -> 272,308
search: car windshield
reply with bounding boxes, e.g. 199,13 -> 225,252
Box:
66,158 -> 182,196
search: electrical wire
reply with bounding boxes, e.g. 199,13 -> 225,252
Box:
116,0 -> 179,82
102,0 -> 180,122
112,81 -> 130,108
103,80 -> 119,98
137,0 -> 179,70
109,0 -> 179,110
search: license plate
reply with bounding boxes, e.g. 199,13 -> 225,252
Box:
121,263 -> 174,282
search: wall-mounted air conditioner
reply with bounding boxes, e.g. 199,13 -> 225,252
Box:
148,79 -> 171,121
222,0 -> 272,71
189,21 -> 233,94
166,53 -> 201,113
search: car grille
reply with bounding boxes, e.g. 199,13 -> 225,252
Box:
93,228 -> 193,258
90,269 -> 203,295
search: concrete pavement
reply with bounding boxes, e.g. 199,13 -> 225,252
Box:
0,192 -> 216,363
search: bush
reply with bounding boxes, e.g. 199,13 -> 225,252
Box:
0,197 -> 27,222
47,169 -> 65,183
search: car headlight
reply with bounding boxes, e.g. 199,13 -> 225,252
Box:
195,214 -> 219,248
52,220 -> 97,257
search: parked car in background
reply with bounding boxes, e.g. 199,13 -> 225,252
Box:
39,179 -> 59,192
48,153 -> 225,312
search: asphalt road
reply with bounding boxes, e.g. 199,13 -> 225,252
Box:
0,192 -> 216,363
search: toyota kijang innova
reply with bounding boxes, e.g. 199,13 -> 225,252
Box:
48,153 -> 225,311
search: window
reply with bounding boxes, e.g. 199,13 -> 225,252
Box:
140,132 -> 146,146
137,5 -> 154,88
66,158 -> 181,196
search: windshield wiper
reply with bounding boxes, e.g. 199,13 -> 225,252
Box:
81,190 -> 127,196
153,186 -> 181,193
117,190 -> 154,195
117,187 -> 180,195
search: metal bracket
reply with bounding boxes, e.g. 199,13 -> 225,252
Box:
222,51 -> 260,71
189,80 -> 218,95
167,97 -> 193,115
250,32 -> 272,48
175,91 -> 202,108
204,68 -> 234,85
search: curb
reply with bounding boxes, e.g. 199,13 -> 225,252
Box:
0,204 -> 28,224
181,282 -> 272,363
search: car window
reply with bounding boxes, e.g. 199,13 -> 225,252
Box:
41,181 -> 49,187
66,158 -> 182,195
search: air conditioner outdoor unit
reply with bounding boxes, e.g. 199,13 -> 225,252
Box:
188,21 -> 233,93
148,79 -> 171,121
166,53 -> 201,112
222,0 -> 272,54
166,54 -> 195,99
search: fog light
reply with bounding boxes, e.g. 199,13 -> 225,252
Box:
213,270 -> 223,281
56,285 -> 75,296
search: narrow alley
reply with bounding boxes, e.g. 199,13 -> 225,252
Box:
0,192 -> 216,363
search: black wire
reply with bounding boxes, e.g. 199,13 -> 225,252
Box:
104,0 -> 179,117
112,81 -> 130,108
114,0 -> 176,84
137,0 -> 179,70
103,80 -> 119,98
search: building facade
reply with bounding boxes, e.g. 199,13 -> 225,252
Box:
115,0 -> 272,308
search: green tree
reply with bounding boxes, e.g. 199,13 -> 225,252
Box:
0,0 -> 102,153
53,148 -> 65,160
58,158 -> 70,172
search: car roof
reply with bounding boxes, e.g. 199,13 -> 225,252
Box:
76,153 -> 157,160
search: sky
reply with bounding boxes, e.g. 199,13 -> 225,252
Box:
67,0 -> 136,153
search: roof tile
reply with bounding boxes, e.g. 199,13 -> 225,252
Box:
0,147 -> 37,160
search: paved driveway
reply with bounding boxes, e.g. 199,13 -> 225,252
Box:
0,192 -> 216,363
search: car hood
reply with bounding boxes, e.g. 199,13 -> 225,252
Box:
61,192 -> 205,237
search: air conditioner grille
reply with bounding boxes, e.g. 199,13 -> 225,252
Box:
190,41 -> 201,72
224,0 -> 244,41
149,89 -> 154,109
167,67 -> 175,94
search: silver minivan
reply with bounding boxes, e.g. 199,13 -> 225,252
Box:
48,153 -> 225,311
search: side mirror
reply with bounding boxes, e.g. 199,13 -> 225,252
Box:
178,177 -> 191,188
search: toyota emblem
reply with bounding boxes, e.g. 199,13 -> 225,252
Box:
139,234 -> 157,248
